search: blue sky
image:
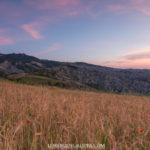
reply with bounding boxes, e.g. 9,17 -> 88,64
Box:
0,0 -> 150,68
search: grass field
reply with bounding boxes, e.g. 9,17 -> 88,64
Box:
0,79 -> 150,150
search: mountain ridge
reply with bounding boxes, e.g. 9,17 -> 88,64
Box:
0,53 -> 150,95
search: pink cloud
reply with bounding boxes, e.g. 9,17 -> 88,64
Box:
0,1 -> 31,25
119,46 -> 150,57
0,29 -> 13,46
0,36 -> 13,46
101,45 -> 150,69
68,11 -> 80,16
108,5 -> 124,11
135,6 -> 150,15
24,0 -> 107,22
53,0 -> 78,7
45,43 -> 60,52
34,43 -> 61,56
132,0 -> 145,4
24,0 -> 87,19
25,0 -> 79,10
21,23 -> 43,40
125,53 -> 150,60
101,58 -> 150,69
107,0 -> 150,16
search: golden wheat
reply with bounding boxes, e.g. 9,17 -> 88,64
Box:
0,79 -> 150,150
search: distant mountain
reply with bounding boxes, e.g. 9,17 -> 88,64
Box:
0,53 -> 61,75
1,53 -> 150,95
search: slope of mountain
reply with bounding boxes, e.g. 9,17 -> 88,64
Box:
0,53 -> 61,75
0,53 -> 150,95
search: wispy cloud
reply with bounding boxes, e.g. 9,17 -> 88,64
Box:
132,0 -> 145,4
0,29 -> 13,46
21,23 -> 43,40
108,5 -> 124,11
25,0 -> 79,10
125,53 -> 150,60
119,46 -> 150,57
107,0 -> 150,16
24,0 -> 99,19
135,6 -> 150,15
101,45 -> 150,69
35,43 -> 60,56
44,43 -> 60,52
101,59 -> 150,69
0,36 -> 13,46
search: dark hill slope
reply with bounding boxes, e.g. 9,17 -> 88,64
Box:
0,53 -> 150,95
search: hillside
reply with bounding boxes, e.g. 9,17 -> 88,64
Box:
0,79 -> 150,150
1,53 -> 150,95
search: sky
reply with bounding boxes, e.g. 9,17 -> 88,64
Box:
0,0 -> 150,69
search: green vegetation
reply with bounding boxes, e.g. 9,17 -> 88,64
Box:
7,74 -> 66,87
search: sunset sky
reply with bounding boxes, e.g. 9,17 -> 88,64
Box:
0,0 -> 150,69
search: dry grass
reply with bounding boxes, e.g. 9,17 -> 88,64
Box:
0,79 -> 150,150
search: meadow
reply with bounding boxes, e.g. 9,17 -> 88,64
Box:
0,79 -> 150,150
